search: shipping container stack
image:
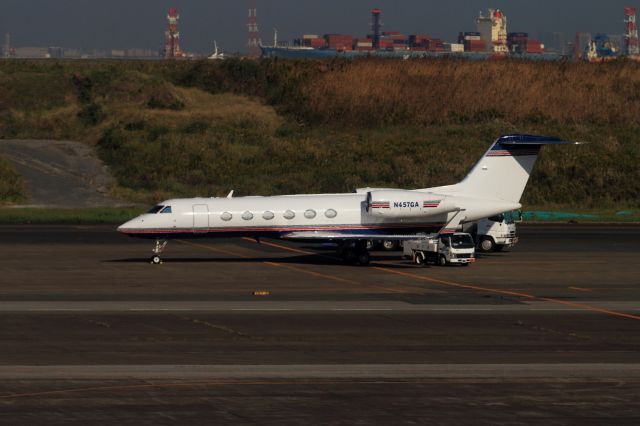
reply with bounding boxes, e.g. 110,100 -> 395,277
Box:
507,32 -> 528,53
302,35 -> 327,49
324,34 -> 354,51
355,38 -> 373,52
459,32 -> 485,52
507,32 -> 544,54
526,40 -> 545,54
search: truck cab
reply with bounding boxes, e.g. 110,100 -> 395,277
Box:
467,211 -> 520,253
404,233 -> 476,267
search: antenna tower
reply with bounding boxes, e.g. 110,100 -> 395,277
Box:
247,0 -> 261,57
625,7 -> 639,56
164,8 -> 183,59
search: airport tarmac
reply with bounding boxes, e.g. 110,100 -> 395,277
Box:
0,224 -> 639,424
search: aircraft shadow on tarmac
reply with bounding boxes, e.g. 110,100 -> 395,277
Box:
105,254 -> 421,268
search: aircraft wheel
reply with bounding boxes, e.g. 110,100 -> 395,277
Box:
438,255 -> 448,267
343,250 -> 358,265
357,251 -> 371,266
151,255 -> 162,265
414,252 -> 426,267
479,237 -> 496,253
382,240 -> 398,251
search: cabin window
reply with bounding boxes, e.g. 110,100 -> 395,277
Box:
147,205 -> 164,214
221,212 -> 233,221
304,209 -> 317,219
283,210 -> 295,220
242,211 -> 254,221
263,211 -> 275,220
160,206 -> 172,214
325,209 -> 337,219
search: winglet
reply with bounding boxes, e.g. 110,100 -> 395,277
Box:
227,190 -> 234,199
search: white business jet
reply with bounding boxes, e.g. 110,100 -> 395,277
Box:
118,134 -> 579,265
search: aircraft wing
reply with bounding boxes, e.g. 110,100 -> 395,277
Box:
283,231 -> 431,241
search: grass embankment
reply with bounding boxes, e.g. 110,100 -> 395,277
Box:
0,59 -> 638,214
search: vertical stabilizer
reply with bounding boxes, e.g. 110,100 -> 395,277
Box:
435,135 -> 580,203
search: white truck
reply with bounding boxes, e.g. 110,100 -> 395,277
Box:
403,233 -> 476,267
465,211 -> 520,253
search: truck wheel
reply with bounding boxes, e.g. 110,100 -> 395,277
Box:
438,255 -> 448,267
479,237 -> 496,253
414,252 -> 426,267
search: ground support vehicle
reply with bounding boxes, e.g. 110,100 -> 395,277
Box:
403,233 -> 476,267
465,211 -> 520,253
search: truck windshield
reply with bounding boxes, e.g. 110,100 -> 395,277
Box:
451,234 -> 475,249
489,212 -> 516,224
502,211 -> 517,224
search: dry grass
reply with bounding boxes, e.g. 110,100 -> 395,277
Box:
301,59 -> 640,126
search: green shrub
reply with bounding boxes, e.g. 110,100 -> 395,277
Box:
0,156 -> 27,204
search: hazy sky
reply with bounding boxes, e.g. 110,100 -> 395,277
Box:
0,1 -> 634,53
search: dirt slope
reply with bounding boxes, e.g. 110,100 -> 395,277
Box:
0,140 -> 122,207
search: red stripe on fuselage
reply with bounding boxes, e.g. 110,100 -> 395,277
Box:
120,223 -> 445,235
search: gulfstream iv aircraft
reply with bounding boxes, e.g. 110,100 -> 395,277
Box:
118,134 -> 579,265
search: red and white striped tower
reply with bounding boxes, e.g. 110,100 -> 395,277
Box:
164,8 -> 183,59
247,0 -> 261,57
625,7 -> 639,56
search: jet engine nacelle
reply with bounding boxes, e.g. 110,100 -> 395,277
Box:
366,190 -> 455,219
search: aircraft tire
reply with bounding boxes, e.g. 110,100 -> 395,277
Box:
382,240 -> 398,251
343,250 -> 358,265
151,255 -> 162,265
357,251 -> 371,266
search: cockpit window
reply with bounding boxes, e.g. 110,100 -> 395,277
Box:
160,206 -> 172,214
147,205 -> 164,214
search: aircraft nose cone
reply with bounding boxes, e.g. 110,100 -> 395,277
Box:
117,219 -> 135,234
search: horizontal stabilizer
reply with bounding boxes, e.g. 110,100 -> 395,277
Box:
497,134 -> 583,146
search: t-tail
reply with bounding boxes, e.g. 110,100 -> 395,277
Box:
430,134 -> 581,203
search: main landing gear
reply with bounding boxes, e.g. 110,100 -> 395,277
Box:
150,239 -> 168,265
338,240 -> 371,266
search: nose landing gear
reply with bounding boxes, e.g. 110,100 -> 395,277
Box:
150,239 -> 168,265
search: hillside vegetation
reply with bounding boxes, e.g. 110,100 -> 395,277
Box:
0,155 -> 26,203
0,59 -> 638,208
